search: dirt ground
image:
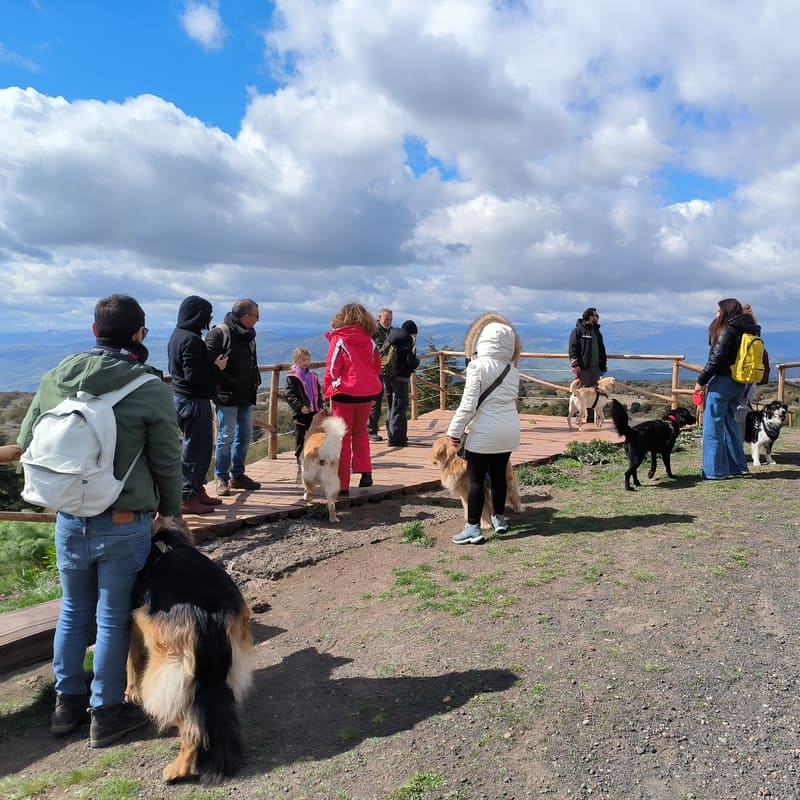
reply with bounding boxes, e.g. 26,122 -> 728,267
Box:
2,427 -> 800,800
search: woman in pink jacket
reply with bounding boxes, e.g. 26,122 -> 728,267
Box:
324,303 -> 383,493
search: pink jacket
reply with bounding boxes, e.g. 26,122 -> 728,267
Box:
324,324 -> 382,401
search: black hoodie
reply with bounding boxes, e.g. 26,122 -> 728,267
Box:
167,295 -> 216,398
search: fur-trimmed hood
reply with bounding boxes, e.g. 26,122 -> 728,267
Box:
463,312 -> 521,364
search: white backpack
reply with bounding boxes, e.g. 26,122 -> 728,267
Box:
21,373 -> 159,515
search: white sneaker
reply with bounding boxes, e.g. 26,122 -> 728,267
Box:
452,523 -> 484,545
490,514 -> 508,534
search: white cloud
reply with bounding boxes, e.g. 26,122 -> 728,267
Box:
0,42 -> 39,72
2,0 -> 800,340
180,1 -> 227,52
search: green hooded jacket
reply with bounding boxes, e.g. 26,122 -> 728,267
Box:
18,352 -> 182,516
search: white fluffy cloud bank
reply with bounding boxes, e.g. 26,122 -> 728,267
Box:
2,0 -> 800,333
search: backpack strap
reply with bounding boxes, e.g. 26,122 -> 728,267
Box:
95,373 -> 160,483
94,372 -> 160,407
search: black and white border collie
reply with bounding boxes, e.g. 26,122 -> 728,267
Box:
744,401 -> 789,466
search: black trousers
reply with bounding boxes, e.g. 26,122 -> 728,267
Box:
465,451 -> 511,525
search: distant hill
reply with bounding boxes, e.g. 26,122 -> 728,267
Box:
1,323 -> 797,392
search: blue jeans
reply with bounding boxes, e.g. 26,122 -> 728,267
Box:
174,395 -> 213,498
54,511 -> 151,708
215,404 -> 253,479
702,375 -> 749,479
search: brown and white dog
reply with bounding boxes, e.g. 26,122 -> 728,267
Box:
429,436 -> 522,528
301,410 -> 347,522
567,375 -> 616,431
126,525 -> 254,784
744,401 -> 789,466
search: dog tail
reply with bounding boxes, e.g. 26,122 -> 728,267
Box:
611,399 -> 633,438
188,611 -> 246,784
318,415 -> 347,461
194,681 -> 244,784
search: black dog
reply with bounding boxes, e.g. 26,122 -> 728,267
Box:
744,401 -> 788,466
611,399 -> 696,491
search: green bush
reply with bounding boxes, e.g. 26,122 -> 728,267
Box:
0,521 -> 59,611
563,439 -> 624,465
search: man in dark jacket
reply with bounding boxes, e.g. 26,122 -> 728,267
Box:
19,294 -> 182,747
205,299 -> 263,495
368,307 -> 394,442
167,295 -> 227,514
568,307 -> 608,422
386,319 -> 421,446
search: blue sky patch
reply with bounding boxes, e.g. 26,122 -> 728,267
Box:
656,166 -> 736,205
404,136 -> 459,180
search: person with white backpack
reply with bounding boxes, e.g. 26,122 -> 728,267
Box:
17,294 -> 182,747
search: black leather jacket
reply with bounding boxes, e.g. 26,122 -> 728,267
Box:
697,313 -> 761,386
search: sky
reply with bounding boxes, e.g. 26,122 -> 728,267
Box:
2,0 -> 800,339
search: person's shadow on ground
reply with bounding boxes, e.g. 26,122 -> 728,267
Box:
241,647 -> 517,772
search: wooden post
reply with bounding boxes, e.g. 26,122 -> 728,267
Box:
439,352 -> 446,411
410,373 -> 418,420
268,367 -> 280,459
671,358 -> 681,409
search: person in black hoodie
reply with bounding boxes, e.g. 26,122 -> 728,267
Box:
693,298 -> 760,480
167,295 -> 228,514
386,320 -> 421,446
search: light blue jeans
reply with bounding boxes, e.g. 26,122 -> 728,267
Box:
702,375 -> 750,479
54,511 -> 151,708
215,404 -> 253,479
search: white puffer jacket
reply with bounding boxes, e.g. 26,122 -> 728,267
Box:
447,317 -> 521,454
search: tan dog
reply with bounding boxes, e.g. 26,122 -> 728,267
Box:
301,410 -> 347,522
429,436 -> 522,528
567,375 -> 616,431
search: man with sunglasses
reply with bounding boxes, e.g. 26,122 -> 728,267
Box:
18,293 -> 182,747
206,299 -> 263,495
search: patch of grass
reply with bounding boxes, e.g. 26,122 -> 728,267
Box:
73,776 -> 140,799
528,683 -> 548,704
0,772 -> 59,799
384,565 -> 517,617
643,663 -> 670,673
515,462 -> 575,488
303,502 -> 333,520
399,520 -> 433,548
631,569 -> 657,582
729,546 -> 749,568
336,724 -> 360,743
386,771 -> 445,800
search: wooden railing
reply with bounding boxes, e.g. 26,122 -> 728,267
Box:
245,352 -> 797,459
2,352 -> 796,521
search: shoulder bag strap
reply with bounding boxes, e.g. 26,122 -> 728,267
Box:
476,364 -> 511,408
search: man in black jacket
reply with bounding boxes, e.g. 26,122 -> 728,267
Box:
168,295 -> 227,515
568,307 -> 608,423
205,299 -> 263,495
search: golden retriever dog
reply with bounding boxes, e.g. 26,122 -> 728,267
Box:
125,526 -> 254,784
429,436 -> 522,528
301,410 -> 347,522
567,375 -> 616,431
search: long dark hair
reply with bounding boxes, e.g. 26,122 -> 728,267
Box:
708,297 -> 742,344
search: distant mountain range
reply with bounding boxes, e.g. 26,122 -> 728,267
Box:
1,323 -> 797,392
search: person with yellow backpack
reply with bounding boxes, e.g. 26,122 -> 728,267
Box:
693,298 -> 761,480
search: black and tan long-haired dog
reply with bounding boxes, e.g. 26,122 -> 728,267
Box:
611,399 -> 696,491
125,526 -> 254,784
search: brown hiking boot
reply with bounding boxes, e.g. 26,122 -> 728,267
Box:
197,486 -> 222,506
181,495 -> 215,515
230,474 -> 261,490
215,477 -> 231,497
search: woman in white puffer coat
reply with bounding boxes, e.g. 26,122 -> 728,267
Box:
447,313 -> 521,544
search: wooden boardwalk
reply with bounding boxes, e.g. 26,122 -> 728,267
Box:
177,409 -> 621,539
0,410 -> 620,674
